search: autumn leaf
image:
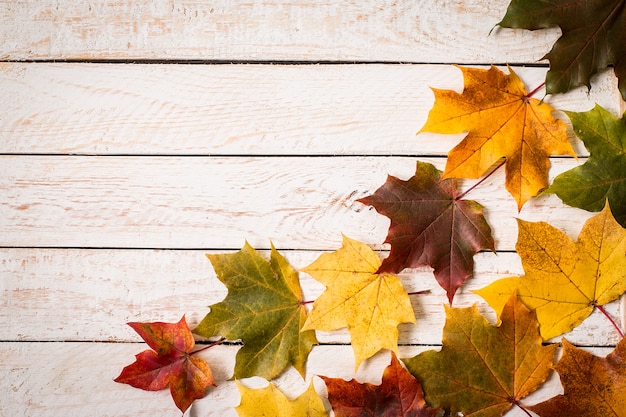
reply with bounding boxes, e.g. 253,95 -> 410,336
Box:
194,242 -> 317,380
114,316 -> 215,413
418,65 -> 574,208
301,235 -> 415,369
528,338 -> 626,417
236,381 -> 327,417
546,104 -> 626,227
357,160 -> 494,303
403,293 -> 557,417
498,0 -> 626,101
475,203 -> 626,340
321,352 -> 438,417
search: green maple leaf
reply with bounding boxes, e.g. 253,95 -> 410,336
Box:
498,0 -> 626,100
546,105 -> 626,227
194,242 -> 317,380
403,293 -> 557,417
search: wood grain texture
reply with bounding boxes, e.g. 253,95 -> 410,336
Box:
2,248 -> 622,346
0,0 -> 563,62
0,155 -> 599,250
0,342 -> 614,417
0,63 -> 621,155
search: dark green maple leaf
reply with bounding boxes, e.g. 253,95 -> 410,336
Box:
498,0 -> 626,100
546,105 -> 626,227
357,160 -> 494,304
194,242 -> 317,380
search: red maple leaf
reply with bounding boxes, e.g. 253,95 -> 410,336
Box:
321,352 -> 439,417
114,316 -> 215,413
358,161 -> 494,303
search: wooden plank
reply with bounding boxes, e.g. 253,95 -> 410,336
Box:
0,155 -> 598,250
0,341 -> 615,417
0,63 -> 620,155
0,0 -> 562,62
2,248 -> 622,346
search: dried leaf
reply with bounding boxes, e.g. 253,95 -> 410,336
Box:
301,235 -> 415,369
419,65 -> 574,208
114,316 -> 214,413
358,160 -> 494,303
475,203 -> 626,340
321,352 -> 438,417
403,293 -> 557,417
194,242 -> 317,380
236,381 -> 327,417
528,338 -> 626,417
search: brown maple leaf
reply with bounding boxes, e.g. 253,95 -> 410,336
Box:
321,352 -> 439,417
358,160 -> 494,303
528,338 -> 626,417
419,65 -> 575,208
114,316 -> 215,413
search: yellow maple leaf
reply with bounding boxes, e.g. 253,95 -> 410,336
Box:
301,235 -> 416,369
419,65 -> 575,209
475,203 -> 626,340
235,381 -> 326,417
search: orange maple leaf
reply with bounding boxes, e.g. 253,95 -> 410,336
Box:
419,65 -> 575,208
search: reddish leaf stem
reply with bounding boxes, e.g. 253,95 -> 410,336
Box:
456,159 -> 506,201
301,299 -> 315,305
596,304 -> 624,338
190,337 -> 226,355
525,82 -> 546,99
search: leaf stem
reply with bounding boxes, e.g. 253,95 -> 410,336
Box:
301,299 -> 315,305
596,304 -> 624,338
190,337 -> 226,355
516,403 -> 534,417
525,82 -> 546,99
456,158 -> 506,201
407,289 -> 431,296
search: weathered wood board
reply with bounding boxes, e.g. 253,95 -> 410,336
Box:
1,0 -> 624,416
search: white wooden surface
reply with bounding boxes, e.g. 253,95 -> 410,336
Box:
1,1 -> 625,416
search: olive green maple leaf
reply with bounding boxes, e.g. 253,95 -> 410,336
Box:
194,242 -> 317,380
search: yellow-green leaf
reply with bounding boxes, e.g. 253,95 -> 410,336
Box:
301,235 -> 416,369
235,381 -> 327,417
194,242 -> 317,380
475,203 -> 626,340
403,293 -> 557,417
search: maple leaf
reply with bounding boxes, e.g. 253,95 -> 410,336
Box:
546,104 -> 626,227
418,65 -> 574,208
528,338 -> 626,417
475,203 -> 626,340
301,235 -> 416,369
235,381 -> 327,417
321,352 -> 439,417
498,0 -> 626,101
403,293 -> 557,417
193,242 -> 317,380
114,316 -> 215,413
357,160 -> 494,303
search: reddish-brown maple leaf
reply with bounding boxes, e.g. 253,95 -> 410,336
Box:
528,338 -> 626,417
114,316 -> 215,413
358,160 -> 494,303
321,352 -> 439,417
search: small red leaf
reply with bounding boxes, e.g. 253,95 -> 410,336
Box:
114,316 -> 215,413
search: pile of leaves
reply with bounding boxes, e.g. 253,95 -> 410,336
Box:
115,1 -> 626,416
